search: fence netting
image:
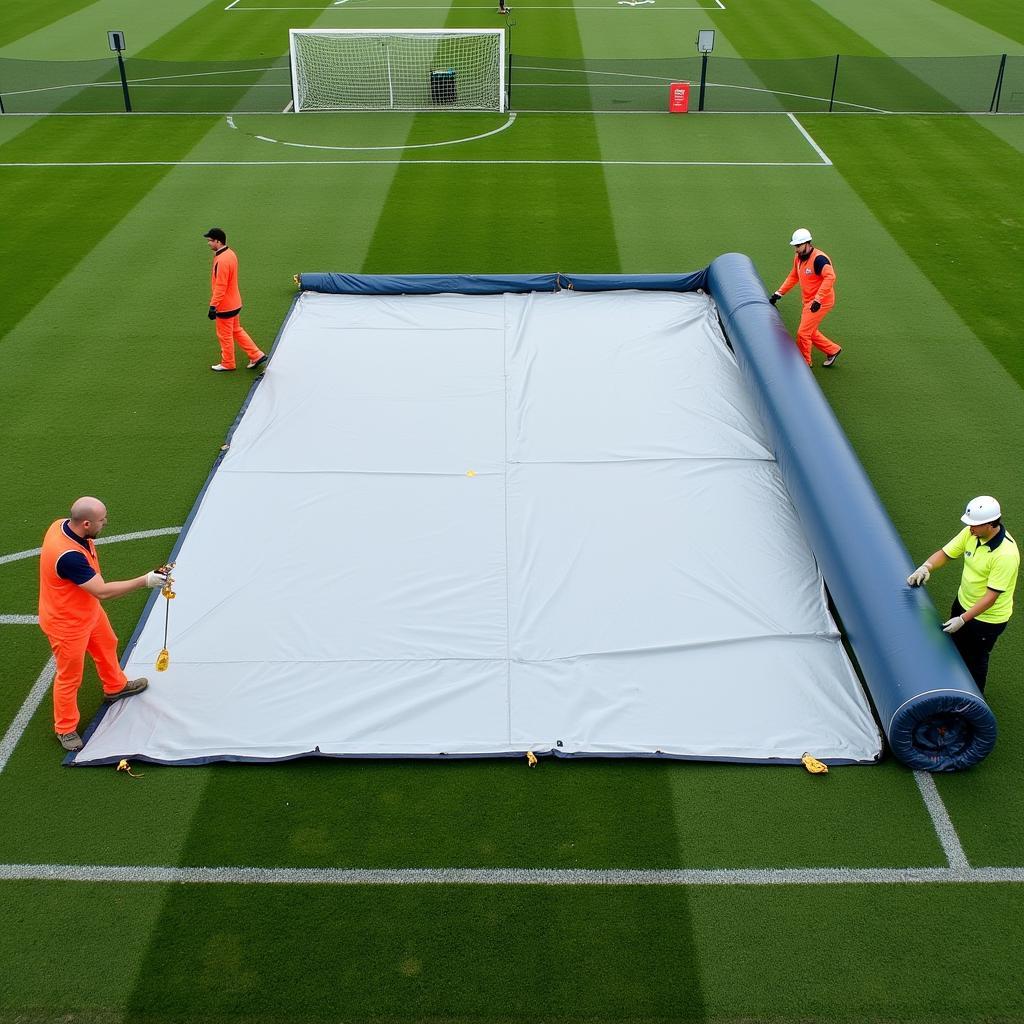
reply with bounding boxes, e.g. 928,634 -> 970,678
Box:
1,54 -> 1021,115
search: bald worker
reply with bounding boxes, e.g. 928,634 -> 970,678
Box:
38,498 -> 168,753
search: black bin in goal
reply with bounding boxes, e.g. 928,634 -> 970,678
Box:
430,68 -> 457,105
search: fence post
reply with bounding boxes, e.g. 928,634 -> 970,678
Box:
828,54 -> 840,112
505,19 -> 516,111
115,49 -> 132,112
989,53 -> 1006,113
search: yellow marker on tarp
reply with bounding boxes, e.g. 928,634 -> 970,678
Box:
526,751 -> 538,768
116,759 -> 144,779
801,752 -> 829,774
466,470 -> 477,477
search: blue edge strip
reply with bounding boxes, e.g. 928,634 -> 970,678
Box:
70,256 -> 996,771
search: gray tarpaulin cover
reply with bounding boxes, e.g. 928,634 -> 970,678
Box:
75,290 -> 882,764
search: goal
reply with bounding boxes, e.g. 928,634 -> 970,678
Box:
288,29 -> 506,112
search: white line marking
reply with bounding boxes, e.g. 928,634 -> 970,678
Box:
7,109 -> 1004,119
0,615 -> 38,625
225,0 -> 241,8
0,527 -> 182,567
0,159 -> 829,168
914,770 -> 971,870
227,5 -> 719,9
0,657 -> 55,774
0,863 -> 1022,886
787,112 -> 833,166
240,112 -> 516,151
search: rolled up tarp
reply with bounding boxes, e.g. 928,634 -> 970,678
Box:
707,252 -> 996,771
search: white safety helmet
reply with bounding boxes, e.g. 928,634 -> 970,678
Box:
961,495 -> 1001,525
790,228 -> 813,246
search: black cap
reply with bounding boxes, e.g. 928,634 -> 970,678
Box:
203,227 -> 226,243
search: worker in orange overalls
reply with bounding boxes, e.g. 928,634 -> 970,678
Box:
38,497 -> 168,752
204,227 -> 266,373
770,228 -> 843,368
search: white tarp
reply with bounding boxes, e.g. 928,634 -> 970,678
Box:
76,290 -> 882,764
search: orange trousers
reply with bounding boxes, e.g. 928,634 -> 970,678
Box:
796,302 -> 841,366
45,610 -> 127,734
215,314 -> 263,370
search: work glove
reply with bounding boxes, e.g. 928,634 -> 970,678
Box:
208,305 -> 217,320
907,563 -> 931,587
145,570 -> 169,588
809,300 -> 822,313
942,616 -> 966,635
769,292 -> 782,306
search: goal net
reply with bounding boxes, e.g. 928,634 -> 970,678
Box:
289,29 -> 506,112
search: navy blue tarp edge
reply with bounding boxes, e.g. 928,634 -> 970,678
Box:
296,271 -> 709,295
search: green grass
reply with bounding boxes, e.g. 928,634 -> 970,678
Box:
1,1 -> 1024,1022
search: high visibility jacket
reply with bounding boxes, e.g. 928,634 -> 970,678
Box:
38,519 -> 101,637
779,247 -> 836,306
210,246 -> 243,316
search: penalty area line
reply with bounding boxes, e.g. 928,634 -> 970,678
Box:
0,159 -> 832,168
1,863 -> 1023,886
0,657 -> 55,774
915,770 -> 970,871
787,112 -> 832,166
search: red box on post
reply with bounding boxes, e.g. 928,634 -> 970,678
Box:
669,81 -> 690,113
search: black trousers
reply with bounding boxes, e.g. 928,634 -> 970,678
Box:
950,598 -> 1008,693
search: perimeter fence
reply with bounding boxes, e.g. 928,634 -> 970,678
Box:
1,53 -> 1022,115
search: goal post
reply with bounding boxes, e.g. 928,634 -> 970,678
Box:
288,29 -> 506,113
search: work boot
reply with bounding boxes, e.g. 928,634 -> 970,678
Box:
57,731 -> 83,752
104,678 -> 149,703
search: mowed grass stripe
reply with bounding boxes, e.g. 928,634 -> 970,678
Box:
705,0 -> 876,59
0,0 -> 97,49
814,0 -> 1024,56
3,881 -> 1023,1022
0,0 -> 217,61
930,0 -> 1024,44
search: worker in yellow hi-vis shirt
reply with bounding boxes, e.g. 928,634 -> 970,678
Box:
908,496 -> 1018,692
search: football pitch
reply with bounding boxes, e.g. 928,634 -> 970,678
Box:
2,1 -> 1024,1021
